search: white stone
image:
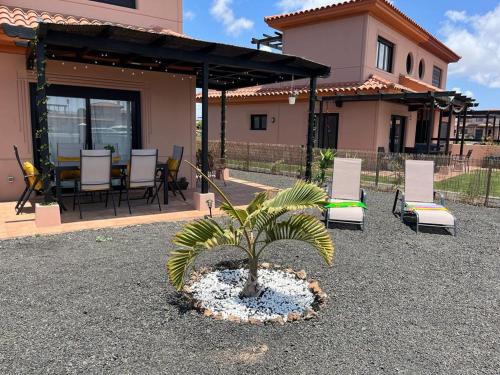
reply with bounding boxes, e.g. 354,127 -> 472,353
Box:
190,268 -> 315,323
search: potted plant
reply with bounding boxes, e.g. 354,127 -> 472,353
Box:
34,36 -> 61,228
313,149 -> 335,189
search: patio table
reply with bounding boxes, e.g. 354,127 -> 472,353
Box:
54,161 -> 169,211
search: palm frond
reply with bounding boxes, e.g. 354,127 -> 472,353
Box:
168,218 -> 242,290
264,180 -> 327,213
220,202 -> 248,223
264,214 -> 334,265
246,191 -> 268,214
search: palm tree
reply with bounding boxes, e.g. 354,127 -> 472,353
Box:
167,166 -> 334,298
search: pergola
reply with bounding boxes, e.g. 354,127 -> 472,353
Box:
321,91 -> 477,155
461,109 -> 500,143
3,22 -> 330,194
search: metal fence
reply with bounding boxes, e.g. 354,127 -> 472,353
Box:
202,140 -> 500,207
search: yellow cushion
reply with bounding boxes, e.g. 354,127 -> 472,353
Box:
112,168 -> 122,178
167,158 -> 179,182
57,156 -> 80,162
60,170 -> 80,181
22,162 -> 43,191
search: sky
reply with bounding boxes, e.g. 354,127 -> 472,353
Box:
183,0 -> 500,110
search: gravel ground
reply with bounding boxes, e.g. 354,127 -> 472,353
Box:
1,170 -> 499,374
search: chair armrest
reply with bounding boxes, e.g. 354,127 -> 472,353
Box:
360,188 -> 367,203
434,191 -> 445,206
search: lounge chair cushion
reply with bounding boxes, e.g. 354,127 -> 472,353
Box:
327,198 -> 364,223
405,202 -> 455,226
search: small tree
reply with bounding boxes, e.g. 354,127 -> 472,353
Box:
167,164 -> 334,297
313,149 -> 335,186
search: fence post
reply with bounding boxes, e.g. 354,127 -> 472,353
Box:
484,163 -> 493,207
375,152 -> 381,189
246,142 -> 250,171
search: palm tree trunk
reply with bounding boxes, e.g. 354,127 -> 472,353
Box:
241,257 -> 259,298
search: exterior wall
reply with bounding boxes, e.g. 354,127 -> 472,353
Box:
2,0 -> 183,32
375,101 -> 417,151
0,53 -> 195,201
282,14 -> 367,83
450,144 -> 500,158
363,15 -> 448,88
209,99 -> 416,152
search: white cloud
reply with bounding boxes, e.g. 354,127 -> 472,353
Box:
442,4 -> 500,89
210,0 -> 253,36
277,0 -> 393,12
184,10 -> 196,21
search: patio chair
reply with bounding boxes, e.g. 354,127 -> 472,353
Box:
325,158 -> 367,230
119,149 -> 161,214
453,149 -> 473,172
393,160 -> 457,235
13,145 -> 43,215
73,149 -> 116,219
153,145 -> 186,201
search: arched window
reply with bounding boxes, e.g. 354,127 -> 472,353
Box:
406,53 -> 413,74
418,59 -> 425,79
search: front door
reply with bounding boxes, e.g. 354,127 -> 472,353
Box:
317,113 -> 339,149
389,115 -> 406,153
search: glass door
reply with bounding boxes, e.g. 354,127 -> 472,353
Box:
389,115 -> 406,153
31,84 -> 141,166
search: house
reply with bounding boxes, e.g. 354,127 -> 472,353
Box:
0,1 -> 328,202
204,0 -> 475,155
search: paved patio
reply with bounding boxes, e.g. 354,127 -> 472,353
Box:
0,177 -> 274,240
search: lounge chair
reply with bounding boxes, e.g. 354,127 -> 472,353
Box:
325,158 -> 366,230
393,160 -> 457,235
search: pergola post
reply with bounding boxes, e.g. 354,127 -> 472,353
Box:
494,116 -> 498,141
484,112 -> 490,141
460,105 -> 468,156
437,109 -> 443,150
455,113 -> 461,144
445,112 -> 453,154
201,62 -> 209,194
220,90 -> 226,160
426,94 -> 435,154
305,76 -> 317,181
35,37 -> 52,203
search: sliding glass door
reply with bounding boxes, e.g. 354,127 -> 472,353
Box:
31,84 -> 141,165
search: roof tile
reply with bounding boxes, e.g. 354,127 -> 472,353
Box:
0,5 -> 185,37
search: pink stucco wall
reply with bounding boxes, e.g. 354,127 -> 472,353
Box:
282,14 -> 366,84
363,15 -> 448,87
208,98 -> 424,153
2,0 -> 183,32
0,53 -> 195,201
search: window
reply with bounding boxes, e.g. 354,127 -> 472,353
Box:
30,84 -> 141,165
250,114 -> 267,130
418,59 -> 425,79
406,53 -> 413,74
90,0 -> 136,9
432,66 -> 442,88
376,37 -> 394,72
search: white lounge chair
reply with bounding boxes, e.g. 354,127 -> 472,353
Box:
393,160 -> 457,235
325,158 -> 366,230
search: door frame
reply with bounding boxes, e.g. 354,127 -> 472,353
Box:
389,115 -> 406,153
29,83 -> 141,167
316,112 -> 339,149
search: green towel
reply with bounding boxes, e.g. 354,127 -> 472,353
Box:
325,201 -> 367,209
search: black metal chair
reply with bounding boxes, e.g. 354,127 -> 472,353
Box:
13,145 -> 42,215
152,145 -> 186,202
73,149 -> 116,219
119,149 -> 161,214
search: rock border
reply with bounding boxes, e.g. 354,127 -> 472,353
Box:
181,262 -> 328,325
